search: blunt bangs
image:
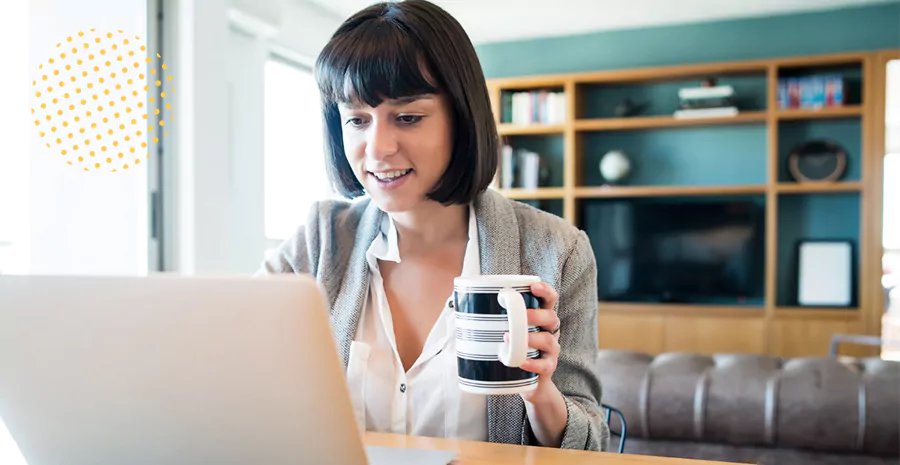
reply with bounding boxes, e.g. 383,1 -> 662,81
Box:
316,17 -> 441,107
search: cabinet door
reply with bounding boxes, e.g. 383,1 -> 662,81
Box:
598,314 -> 665,354
773,319 -> 862,357
664,316 -> 766,355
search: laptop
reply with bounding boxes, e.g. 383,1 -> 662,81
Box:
0,274 -> 456,465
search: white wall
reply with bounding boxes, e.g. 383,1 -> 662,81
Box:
162,0 -> 340,275
226,28 -> 269,273
270,1 -> 343,66
0,0 -> 30,275
166,0 -> 231,275
24,0 -> 149,276
230,0 -> 342,65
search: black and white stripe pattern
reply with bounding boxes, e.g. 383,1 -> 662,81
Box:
454,291 -> 541,314
457,349 -> 540,361
454,313 -> 510,322
453,288 -> 544,391
457,358 -> 539,385
453,285 -> 532,294
455,326 -> 540,342
459,377 -> 538,390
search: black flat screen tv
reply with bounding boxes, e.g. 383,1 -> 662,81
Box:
588,198 -> 765,305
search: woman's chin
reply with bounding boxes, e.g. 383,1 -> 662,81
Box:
363,176 -> 435,214
369,195 -> 420,214
366,187 -> 420,213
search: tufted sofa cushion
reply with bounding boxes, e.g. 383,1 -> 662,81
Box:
597,350 -> 900,457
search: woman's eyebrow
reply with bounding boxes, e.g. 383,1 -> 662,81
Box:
339,94 -> 433,110
387,95 -> 433,106
339,101 -> 364,110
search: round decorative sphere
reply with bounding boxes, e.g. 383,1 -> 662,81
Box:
599,150 -> 630,182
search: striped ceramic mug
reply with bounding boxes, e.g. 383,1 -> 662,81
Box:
453,275 -> 542,395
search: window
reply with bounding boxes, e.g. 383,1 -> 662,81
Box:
263,57 -> 333,258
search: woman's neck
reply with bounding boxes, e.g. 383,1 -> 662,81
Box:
390,202 -> 469,255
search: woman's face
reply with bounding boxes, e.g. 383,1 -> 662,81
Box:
338,93 -> 453,213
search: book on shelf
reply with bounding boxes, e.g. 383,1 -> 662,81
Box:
674,106 -> 739,119
674,84 -> 738,119
502,90 -> 566,125
500,144 -> 541,189
778,75 -> 844,109
678,85 -> 734,100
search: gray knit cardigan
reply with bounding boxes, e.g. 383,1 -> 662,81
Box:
256,188 -> 609,451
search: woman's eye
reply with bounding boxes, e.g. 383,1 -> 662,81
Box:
397,114 -> 422,125
344,117 -> 365,127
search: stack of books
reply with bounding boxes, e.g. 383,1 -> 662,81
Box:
500,145 -> 541,189
777,76 -> 844,109
674,85 -> 738,119
501,91 -> 567,125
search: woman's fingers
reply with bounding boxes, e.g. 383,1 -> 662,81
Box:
527,308 -> 558,331
521,355 -> 558,376
509,282 -> 562,379
502,329 -> 559,355
527,331 -> 559,356
529,282 -> 559,310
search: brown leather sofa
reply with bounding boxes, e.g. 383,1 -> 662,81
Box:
597,350 -> 900,464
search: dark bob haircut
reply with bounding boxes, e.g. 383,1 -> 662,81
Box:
314,0 -> 498,205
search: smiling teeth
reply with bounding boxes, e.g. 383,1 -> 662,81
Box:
374,169 -> 410,180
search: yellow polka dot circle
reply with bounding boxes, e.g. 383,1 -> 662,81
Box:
31,29 -> 175,172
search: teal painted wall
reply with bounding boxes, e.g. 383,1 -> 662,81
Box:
475,4 -> 894,305
777,194 -> 861,306
582,126 -> 768,187
475,3 -> 900,78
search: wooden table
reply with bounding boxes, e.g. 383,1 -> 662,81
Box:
364,432 -> 737,465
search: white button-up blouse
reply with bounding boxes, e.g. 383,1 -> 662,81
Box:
345,206 -> 487,441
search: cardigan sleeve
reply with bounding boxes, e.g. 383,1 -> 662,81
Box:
254,228 -> 311,276
523,230 -> 610,452
254,202 -> 322,277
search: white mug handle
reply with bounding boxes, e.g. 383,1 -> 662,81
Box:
497,288 -> 528,367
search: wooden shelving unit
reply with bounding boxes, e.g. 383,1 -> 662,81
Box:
497,123 -> 565,136
776,105 -> 864,121
575,184 -> 766,198
775,181 -> 863,194
575,111 -> 767,131
774,307 -> 861,320
487,50 -> 884,358
599,302 -> 764,317
497,187 -> 565,200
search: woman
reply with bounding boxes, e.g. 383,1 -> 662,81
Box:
257,0 -> 609,452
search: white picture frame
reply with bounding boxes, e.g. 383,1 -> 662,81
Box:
797,240 -> 853,307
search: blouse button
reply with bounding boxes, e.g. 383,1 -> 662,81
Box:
448,300 -> 454,309
400,383 -> 407,393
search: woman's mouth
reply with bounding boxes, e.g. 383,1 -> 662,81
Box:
370,168 -> 413,183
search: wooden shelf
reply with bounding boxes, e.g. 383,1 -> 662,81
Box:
497,123 -> 565,136
486,51 -> 879,358
776,105 -> 863,121
575,184 -> 767,198
776,182 -> 863,194
497,187 -> 565,200
575,111 -> 767,131
599,302 -> 764,317
576,61 -> 769,85
775,306 -> 860,320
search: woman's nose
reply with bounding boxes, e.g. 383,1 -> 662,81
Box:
365,121 -> 398,160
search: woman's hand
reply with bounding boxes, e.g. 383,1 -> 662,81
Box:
517,281 -> 568,447
519,281 -> 562,400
